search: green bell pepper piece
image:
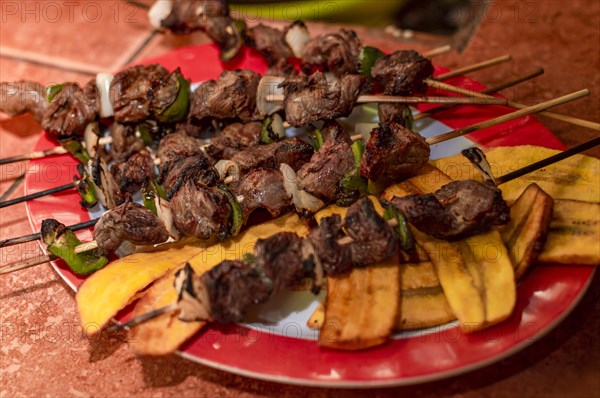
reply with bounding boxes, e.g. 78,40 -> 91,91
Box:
58,137 -> 90,164
358,46 -> 385,77
312,129 -> 324,151
218,185 -> 244,237
41,219 -> 108,275
382,201 -> 414,253
156,75 -> 190,123
46,83 -> 64,103
75,173 -> 98,208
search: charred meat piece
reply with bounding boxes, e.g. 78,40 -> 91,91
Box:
371,50 -> 434,96
319,119 -> 351,144
377,103 -> 411,126
297,140 -> 355,202
265,59 -> 299,78
94,202 -> 169,252
201,260 -> 272,323
390,180 -> 510,240
160,155 -> 219,199
301,29 -> 361,75
205,121 -> 262,160
231,168 -> 292,222
254,232 -> 311,293
343,198 -> 398,266
248,24 -> 293,65
170,180 -> 231,241
111,149 -> 156,200
230,137 -> 313,174
110,65 -> 183,123
108,123 -> 145,163
190,70 -> 261,122
308,214 -> 352,275
360,122 -> 430,181
158,0 -> 239,52
0,81 -> 47,121
156,131 -> 206,173
280,72 -> 366,127
42,81 -> 99,137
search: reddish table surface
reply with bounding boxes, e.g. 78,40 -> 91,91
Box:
1,1 -> 599,397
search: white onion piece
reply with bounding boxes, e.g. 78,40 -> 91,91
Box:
154,195 -> 181,240
83,122 -> 100,159
94,157 -> 117,209
284,22 -> 310,58
280,163 -> 325,213
257,76 -> 285,117
148,0 -> 173,29
271,113 -> 285,139
214,159 -> 240,182
96,73 -> 114,118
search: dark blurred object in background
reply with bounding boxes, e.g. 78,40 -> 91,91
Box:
395,0 -> 474,35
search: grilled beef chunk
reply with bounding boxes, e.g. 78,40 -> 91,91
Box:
301,29 -> 361,75
248,24 -> 292,65
0,81 -> 47,121
191,70 -> 261,122
94,202 -> 169,252
108,123 -> 145,163
231,168 -> 292,222
280,72 -> 366,127
371,50 -> 434,96
319,120 -> 351,144
42,81 -> 99,137
157,131 -> 206,170
205,121 -> 262,160
230,137 -> 313,174
158,0 -> 239,52
110,65 -> 183,123
361,122 -> 430,181
297,139 -> 355,202
308,214 -> 352,275
111,149 -> 156,202
170,180 -> 231,241
343,198 -> 398,266
254,232 -> 311,292
378,103 -> 411,126
201,260 -> 272,323
390,180 -> 510,240
266,59 -> 298,78
160,155 -> 219,199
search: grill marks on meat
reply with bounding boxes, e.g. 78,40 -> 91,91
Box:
94,202 -> 169,252
170,180 -> 231,241
280,72 -> 366,127
319,119 -> 351,145
231,168 -> 292,222
111,149 -> 156,202
248,24 -> 293,65
205,121 -> 262,160
201,260 -> 272,323
230,137 -> 313,174
343,198 -> 398,266
297,139 -> 355,202
157,131 -> 206,170
190,70 -> 261,122
361,122 -> 430,181
371,50 -> 434,96
0,81 -> 47,121
160,155 -> 219,199
43,81 -> 99,137
390,180 -> 510,240
109,65 -> 183,123
302,29 -> 361,75
308,214 -> 352,275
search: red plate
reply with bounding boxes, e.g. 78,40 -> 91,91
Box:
24,45 -> 594,387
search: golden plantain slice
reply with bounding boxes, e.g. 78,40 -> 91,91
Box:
433,145 -> 600,203
501,183 -> 554,278
319,259 -> 400,350
129,213 -> 310,356
77,238 -> 212,334
538,200 -> 600,265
